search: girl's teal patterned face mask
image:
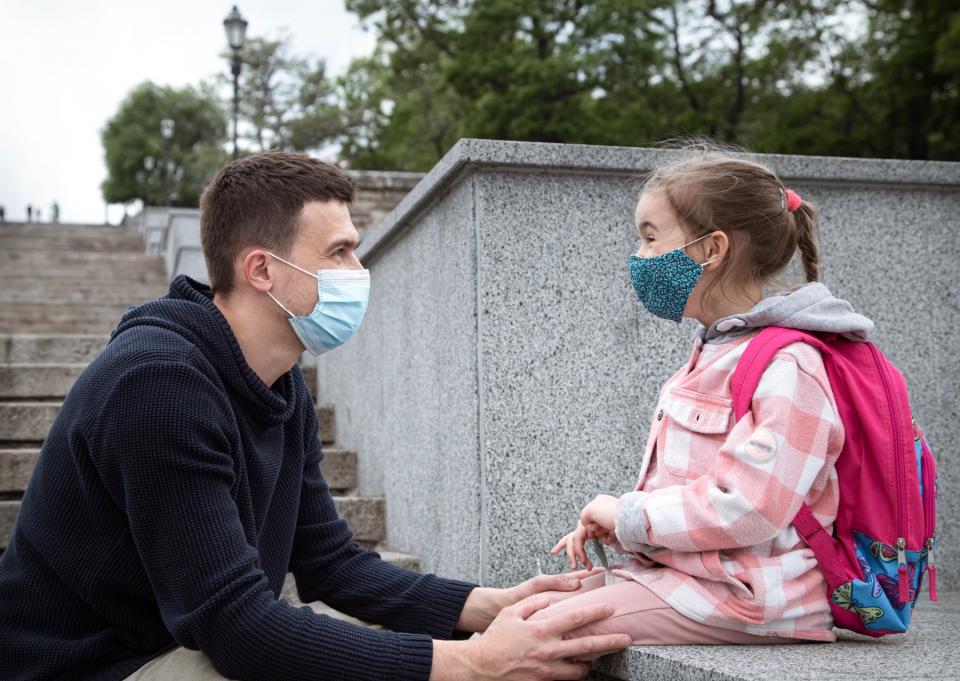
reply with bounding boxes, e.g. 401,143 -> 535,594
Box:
629,233 -> 716,323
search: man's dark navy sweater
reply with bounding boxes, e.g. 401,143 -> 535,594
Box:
0,275 -> 475,681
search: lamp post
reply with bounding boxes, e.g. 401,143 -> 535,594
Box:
223,6 -> 248,160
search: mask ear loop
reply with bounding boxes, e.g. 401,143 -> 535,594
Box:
264,251 -> 320,280
681,232 -> 722,268
264,251 -> 319,319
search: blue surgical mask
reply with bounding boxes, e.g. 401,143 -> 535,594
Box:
265,252 -> 370,356
629,233 -> 717,323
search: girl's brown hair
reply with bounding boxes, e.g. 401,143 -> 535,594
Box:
640,140 -> 820,315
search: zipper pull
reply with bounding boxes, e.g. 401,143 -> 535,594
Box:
926,538 -> 938,602
897,537 -> 910,604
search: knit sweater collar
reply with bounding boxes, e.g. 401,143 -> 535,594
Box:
110,275 -> 297,427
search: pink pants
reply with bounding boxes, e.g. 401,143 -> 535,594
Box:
529,572 -> 796,645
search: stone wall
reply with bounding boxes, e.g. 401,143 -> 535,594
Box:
348,170 -> 424,232
317,138 -> 960,588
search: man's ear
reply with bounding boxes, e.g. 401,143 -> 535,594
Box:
702,231 -> 729,269
241,249 -> 274,293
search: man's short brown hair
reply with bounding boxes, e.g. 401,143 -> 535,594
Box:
200,150 -> 355,295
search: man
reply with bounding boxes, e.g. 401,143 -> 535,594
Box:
0,152 -> 630,680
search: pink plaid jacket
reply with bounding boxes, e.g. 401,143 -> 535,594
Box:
614,331 -> 842,641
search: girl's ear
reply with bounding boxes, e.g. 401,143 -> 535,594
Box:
702,230 -> 729,269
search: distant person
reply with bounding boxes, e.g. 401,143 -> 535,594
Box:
36,209 -> 42,223
26,204 -> 32,222
51,201 -> 60,223
0,205 -> 5,222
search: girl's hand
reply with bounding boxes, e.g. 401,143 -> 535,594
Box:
579,494 -> 619,538
550,523 -> 594,570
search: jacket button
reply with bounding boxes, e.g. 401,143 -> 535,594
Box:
656,409 -> 664,421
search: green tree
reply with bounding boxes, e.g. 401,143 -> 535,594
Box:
227,34 -> 347,153
340,0 -> 862,169
101,82 -> 228,206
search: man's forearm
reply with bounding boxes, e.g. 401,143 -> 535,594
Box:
454,587 -> 506,632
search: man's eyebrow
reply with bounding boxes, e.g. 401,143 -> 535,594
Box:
325,236 -> 360,251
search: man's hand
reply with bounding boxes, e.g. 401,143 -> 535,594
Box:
456,569 -> 603,632
433,595 -> 632,681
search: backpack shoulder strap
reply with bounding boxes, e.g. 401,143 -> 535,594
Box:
731,326 -> 848,585
730,326 -> 826,421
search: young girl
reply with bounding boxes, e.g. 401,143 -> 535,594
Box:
542,147 -> 874,646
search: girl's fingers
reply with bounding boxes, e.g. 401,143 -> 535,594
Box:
574,533 -> 592,571
566,536 -> 578,570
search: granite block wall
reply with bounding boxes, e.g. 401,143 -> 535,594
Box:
319,139 -> 960,588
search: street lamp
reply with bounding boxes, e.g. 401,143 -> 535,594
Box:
223,5 -> 248,160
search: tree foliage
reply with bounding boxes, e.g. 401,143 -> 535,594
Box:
101,82 -> 228,206
102,0 -> 959,204
338,0 -> 959,168
224,34 -> 350,153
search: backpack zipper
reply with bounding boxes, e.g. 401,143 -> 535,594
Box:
870,343 -> 910,604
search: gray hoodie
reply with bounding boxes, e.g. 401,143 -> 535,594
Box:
702,282 -> 875,345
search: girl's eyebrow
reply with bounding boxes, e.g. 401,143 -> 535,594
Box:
638,220 -> 658,232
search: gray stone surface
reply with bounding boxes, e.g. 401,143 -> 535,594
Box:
320,177 -> 483,582
0,449 -> 39,492
319,139 -> 960,591
0,402 -> 335,447
318,448 -> 357,493
0,364 -> 87,399
591,591 -> 960,681
0,335 -> 109,364
331,496 -> 386,543
0,402 -> 60,442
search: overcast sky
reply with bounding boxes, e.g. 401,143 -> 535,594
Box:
0,1 -> 377,224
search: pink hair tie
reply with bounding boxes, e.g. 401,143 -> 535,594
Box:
784,188 -> 803,213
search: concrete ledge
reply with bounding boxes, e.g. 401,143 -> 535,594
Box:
358,138 -> 960,264
591,592 -> 960,681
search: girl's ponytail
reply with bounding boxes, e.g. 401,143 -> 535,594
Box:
792,202 -> 821,283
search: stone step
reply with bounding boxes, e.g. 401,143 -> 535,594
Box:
0,449 -> 37,493
0,284 -> 169,304
591,591 -> 960,681
0,365 -> 88,399
0,335 -> 109,364
0,233 -> 146,252
0,401 -> 336,445
0,223 -> 127,238
332,496 -> 385,543
1,251 -> 167,280
0,446 -> 356,495
0,402 -> 61,442
0,493 -> 383,549
320,448 -> 357,493
0,303 -> 135,335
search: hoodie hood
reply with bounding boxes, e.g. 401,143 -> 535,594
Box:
108,274 -> 297,427
702,282 -> 875,344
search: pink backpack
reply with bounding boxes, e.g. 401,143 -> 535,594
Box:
731,326 -> 938,637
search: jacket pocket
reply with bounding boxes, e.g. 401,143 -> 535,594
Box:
661,387 -> 733,478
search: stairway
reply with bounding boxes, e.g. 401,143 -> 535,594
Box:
0,221 -> 418,623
